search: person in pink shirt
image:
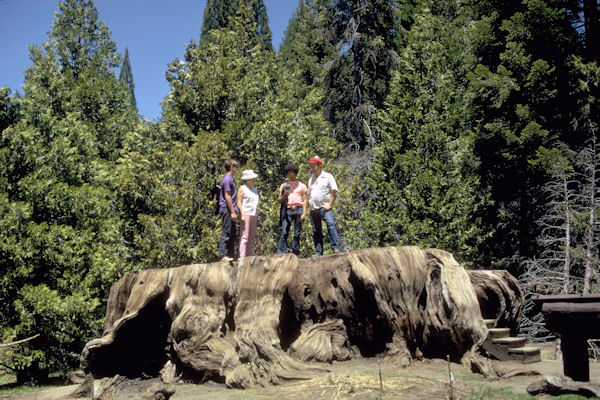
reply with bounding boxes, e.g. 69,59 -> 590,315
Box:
277,163 -> 307,256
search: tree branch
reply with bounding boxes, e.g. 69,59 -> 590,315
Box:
0,334 -> 40,349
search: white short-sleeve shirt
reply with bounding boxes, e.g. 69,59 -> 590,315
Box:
240,184 -> 259,216
308,171 -> 338,210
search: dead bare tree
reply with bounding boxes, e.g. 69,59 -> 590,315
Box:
519,144 -> 578,340
575,131 -> 600,294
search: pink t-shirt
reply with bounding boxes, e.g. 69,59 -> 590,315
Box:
280,180 -> 307,208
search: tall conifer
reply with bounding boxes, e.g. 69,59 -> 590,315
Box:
119,47 -> 137,109
0,0 -> 136,381
200,0 -> 273,51
365,0 -> 489,262
469,0 -> 584,266
324,0 -> 400,149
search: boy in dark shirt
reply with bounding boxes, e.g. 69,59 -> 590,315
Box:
219,159 -> 239,260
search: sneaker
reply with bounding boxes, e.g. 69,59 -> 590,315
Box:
333,248 -> 341,254
220,257 -> 234,262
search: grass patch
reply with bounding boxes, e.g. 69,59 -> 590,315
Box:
0,372 -> 66,397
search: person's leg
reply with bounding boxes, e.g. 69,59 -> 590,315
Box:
246,215 -> 257,256
228,215 -> 237,258
291,209 -> 302,255
277,210 -> 291,254
322,208 -> 340,250
219,209 -> 232,258
310,209 -> 323,255
239,217 -> 249,258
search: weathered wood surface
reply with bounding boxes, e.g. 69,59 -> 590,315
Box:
468,269 -> 524,334
527,375 -> 600,397
82,246 -> 517,388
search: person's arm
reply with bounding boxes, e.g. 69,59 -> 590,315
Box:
301,191 -> 307,221
324,190 -> 336,210
235,186 -> 244,222
278,184 -> 288,204
324,175 -> 338,211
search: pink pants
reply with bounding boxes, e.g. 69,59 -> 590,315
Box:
239,215 -> 257,258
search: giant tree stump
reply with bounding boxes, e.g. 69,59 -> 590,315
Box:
82,246 -> 518,388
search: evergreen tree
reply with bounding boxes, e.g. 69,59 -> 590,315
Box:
363,0 -> 489,263
278,0 -> 337,97
469,0 -> 584,268
200,0 -> 237,46
249,0 -> 273,51
0,87 -> 20,134
200,0 -> 273,51
0,0 -> 136,381
323,0 -> 401,149
119,47 -> 137,109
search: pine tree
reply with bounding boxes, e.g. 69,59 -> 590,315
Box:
364,0 -> 489,263
577,134 -> 600,294
0,87 -> 20,133
323,0 -> 401,149
200,0 -> 238,46
0,0 -> 136,381
279,0 -> 337,97
119,47 -> 137,109
468,0 -> 584,267
200,0 -> 273,51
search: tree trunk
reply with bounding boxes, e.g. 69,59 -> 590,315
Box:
583,132 -> 598,294
468,269 -> 524,335
583,0 -> 600,63
82,246 -> 522,388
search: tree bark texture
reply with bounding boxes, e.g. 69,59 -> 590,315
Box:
82,246 -> 521,388
468,269 -> 524,335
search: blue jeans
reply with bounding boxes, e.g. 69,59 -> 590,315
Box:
310,208 -> 340,255
277,207 -> 303,255
219,209 -> 237,258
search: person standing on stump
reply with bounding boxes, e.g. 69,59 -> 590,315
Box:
237,170 -> 260,258
218,159 -> 238,261
308,156 -> 341,256
277,163 -> 307,256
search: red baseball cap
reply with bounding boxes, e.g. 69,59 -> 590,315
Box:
309,156 -> 322,165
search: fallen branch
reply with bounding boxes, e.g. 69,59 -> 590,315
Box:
0,334 -> 40,349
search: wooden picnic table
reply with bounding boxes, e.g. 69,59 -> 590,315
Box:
533,294 -> 600,382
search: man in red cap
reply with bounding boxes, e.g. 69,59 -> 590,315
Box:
307,156 -> 341,255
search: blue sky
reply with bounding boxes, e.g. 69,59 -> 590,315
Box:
0,0 -> 298,121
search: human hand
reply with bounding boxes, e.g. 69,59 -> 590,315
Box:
301,213 -> 306,221
323,203 -> 332,211
231,211 -> 238,221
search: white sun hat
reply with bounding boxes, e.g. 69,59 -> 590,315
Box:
241,169 -> 258,181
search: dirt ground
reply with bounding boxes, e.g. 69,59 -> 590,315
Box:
6,355 -> 600,400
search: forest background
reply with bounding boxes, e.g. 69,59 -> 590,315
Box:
0,0 -> 598,384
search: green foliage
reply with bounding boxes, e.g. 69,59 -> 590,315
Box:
364,0 -> 490,264
3,285 -> 101,382
323,0 -> 401,149
279,0 -> 337,93
200,0 -> 273,51
0,87 -> 21,134
0,0 -> 137,382
119,47 -> 137,109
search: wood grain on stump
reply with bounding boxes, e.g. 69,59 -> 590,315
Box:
82,246 -> 519,388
